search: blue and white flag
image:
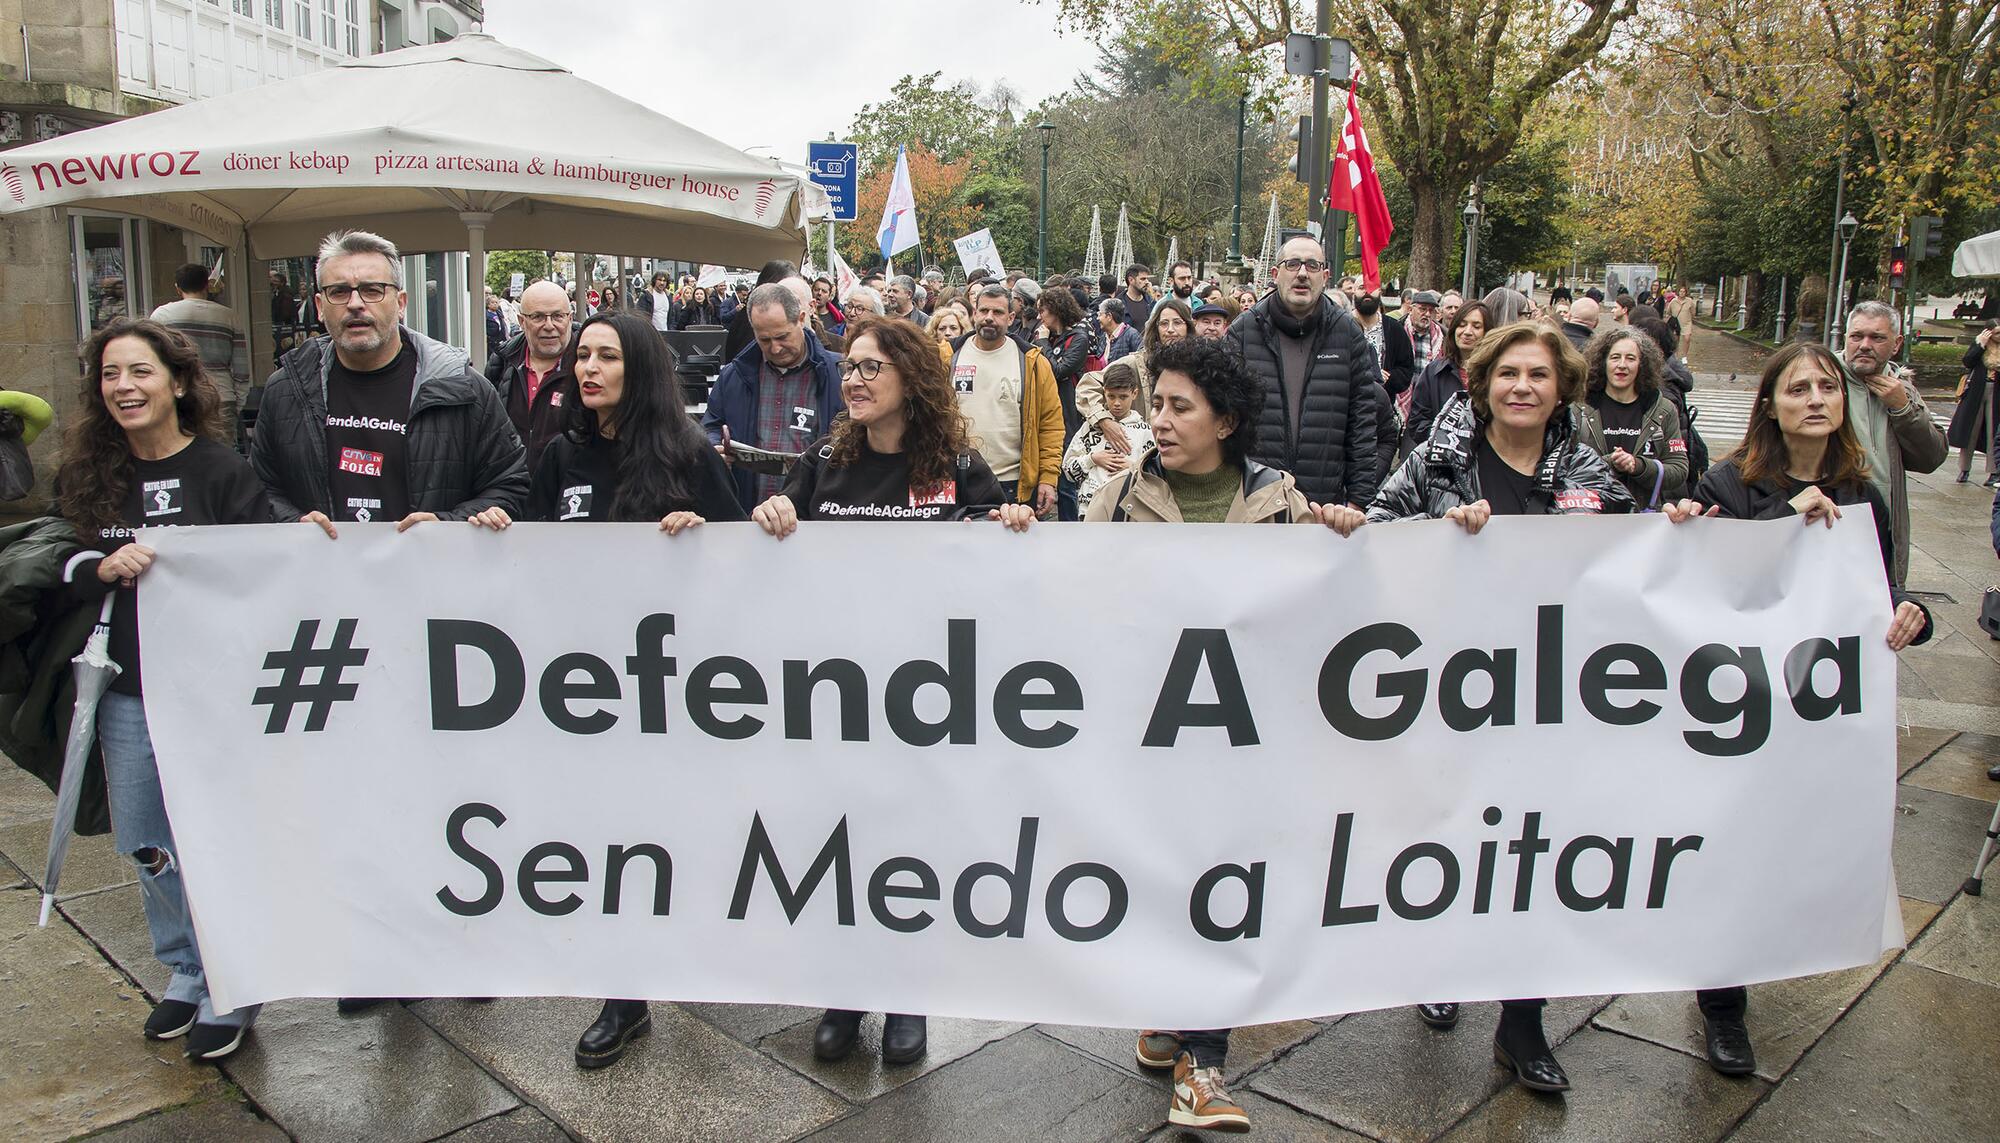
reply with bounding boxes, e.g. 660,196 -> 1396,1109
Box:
876,145 -> 920,263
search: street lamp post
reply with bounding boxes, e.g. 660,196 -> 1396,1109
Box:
1229,92 -> 1245,264
1037,123 -> 1055,281
1832,211 -> 1859,346
1460,190 -> 1482,300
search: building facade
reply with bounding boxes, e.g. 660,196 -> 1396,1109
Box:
0,0 -> 481,510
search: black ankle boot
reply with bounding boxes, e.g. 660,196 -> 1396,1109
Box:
1493,1007 -> 1568,1093
814,1008 -> 864,1061
881,1013 -> 927,1064
575,1000 -> 651,1069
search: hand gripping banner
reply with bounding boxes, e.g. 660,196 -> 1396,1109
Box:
137,516 -> 1903,1021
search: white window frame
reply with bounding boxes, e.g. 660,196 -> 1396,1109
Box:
69,212 -> 151,340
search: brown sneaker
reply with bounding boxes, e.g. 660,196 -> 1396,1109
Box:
1170,1052 -> 1250,1132
1136,1029 -> 1182,1070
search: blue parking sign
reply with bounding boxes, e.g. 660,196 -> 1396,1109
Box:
807,141 -> 859,223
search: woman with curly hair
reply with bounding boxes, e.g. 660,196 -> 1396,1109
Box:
1572,325 -> 1688,506
750,315 -> 1032,1067
54,318 -> 273,1062
1090,336 -> 1359,1135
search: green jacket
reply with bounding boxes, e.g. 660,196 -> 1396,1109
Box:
0,515 -> 110,835
1570,390 -> 1688,508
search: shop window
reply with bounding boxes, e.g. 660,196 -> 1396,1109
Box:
72,215 -> 148,337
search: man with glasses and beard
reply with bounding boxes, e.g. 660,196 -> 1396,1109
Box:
252,229 -> 525,541
485,279 -> 576,469
1223,236 -> 1381,509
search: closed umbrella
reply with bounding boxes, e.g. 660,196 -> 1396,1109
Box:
39,595 -> 119,928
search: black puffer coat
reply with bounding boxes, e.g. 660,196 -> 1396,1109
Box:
251,326 -> 528,522
1367,392 -> 1632,521
1224,294 -> 1381,506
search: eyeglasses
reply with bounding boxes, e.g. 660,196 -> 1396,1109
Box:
836,358 -> 889,381
520,311 -> 573,325
1276,259 -> 1329,273
318,282 -> 396,304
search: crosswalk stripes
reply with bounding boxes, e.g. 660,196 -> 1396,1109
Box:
1685,386 -> 1950,448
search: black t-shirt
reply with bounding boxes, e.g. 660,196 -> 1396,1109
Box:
1593,391 -> 1646,458
71,437 -> 272,696
324,342 -> 417,523
781,435 -> 1005,521
527,432 -> 746,523
1475,439 -> 1537,517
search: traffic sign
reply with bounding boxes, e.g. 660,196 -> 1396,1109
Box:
808,140 -> 859,223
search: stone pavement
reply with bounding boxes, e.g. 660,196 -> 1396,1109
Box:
4,383 -> 1998,1141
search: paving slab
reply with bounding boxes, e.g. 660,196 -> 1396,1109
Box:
419,996 -> 848,1143
220,998 -> 519,1143
1906,890 -> 2000,989
760,1012 -> 1029,1102
1890,784 -> 1995,904
80,1096 -> 289,1142
1038,1019 -> 1327,1086
0,888 -> 226,1143
1439,1027 -> 1767,1142
1593,897 -> 1939,1082
1904,730 -> 2000,802
1246,998 -> 1605,1143
1895,725 -> 1959,778
1145,1091 -> 1372,1142
1729,964 -> 2000,1142
435,1107 -> 576,1143
679,1000 -> 818,1044
0,818 -> 135,900
60,883 -> 167,998
1900,639 -> 2000,706
803,1029 -> 1162,1141
0,763 -> 55,828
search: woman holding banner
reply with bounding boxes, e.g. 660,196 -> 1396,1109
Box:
469,310 -> 743,1069
752,314 -> 1034,1068
1366,321 -> 1630,1094
1661,339 -> 1930,1077
1086,336 -> 1364,1134
54,319 -> 276,1062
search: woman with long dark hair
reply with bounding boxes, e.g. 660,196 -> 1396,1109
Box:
1406,300 -> 1492,445
469,311 -> 743,1070
751,314 -> 1033,1069
55,319 -> 275,1062
1661,338 -> 1929,1078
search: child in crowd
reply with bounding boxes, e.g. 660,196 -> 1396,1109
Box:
1062,362 -> 1154,512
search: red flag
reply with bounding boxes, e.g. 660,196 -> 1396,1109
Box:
1326,74 -> 1395,291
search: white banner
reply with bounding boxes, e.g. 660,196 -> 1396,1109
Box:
952,228 -> 1007,280
138,516 -> 1903,1024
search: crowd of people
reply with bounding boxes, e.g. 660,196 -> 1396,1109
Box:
27,223 -> 1969,1135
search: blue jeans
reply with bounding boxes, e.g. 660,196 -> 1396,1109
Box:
98,692 -> 257,1028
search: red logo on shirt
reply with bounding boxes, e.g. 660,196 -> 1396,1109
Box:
338,447 -> 385,477
1667,438 -> 1687,454
1555,489 -> 1603,512
910,481 -> 958,508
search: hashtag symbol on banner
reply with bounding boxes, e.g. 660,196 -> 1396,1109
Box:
251,619 -> 369,733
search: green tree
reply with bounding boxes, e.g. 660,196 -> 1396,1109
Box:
847,73 -> 1004,175
1053,0 -> 1639,287
484,250 -> 554,296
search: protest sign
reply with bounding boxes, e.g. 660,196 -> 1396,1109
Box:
139,516 -> 1902,1022
952,229 -> 1007,280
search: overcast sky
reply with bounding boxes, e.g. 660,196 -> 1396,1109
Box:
480,0 -> 1105,159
